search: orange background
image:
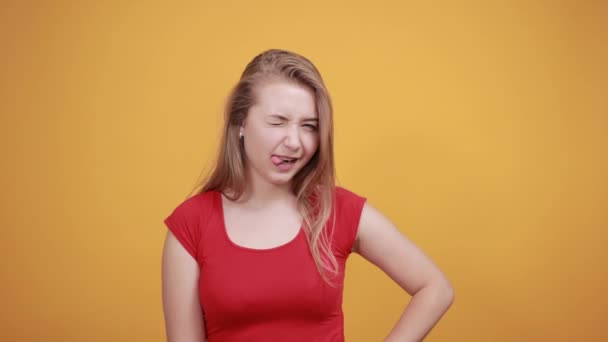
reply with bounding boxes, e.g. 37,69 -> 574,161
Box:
1,1 -> 606,341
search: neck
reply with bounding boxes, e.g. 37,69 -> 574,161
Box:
231,168 -> 296,208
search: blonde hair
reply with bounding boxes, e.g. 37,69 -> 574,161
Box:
190,49 -> 338,283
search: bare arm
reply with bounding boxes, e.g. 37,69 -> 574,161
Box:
353,202 -> 454,342
161,230 -> 206,342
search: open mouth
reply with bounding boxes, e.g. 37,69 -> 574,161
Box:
272,155 -> 298,166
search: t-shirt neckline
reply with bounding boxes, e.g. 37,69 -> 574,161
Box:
216,191 -> 304,252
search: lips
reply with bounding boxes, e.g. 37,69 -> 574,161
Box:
271,155 -> 299,165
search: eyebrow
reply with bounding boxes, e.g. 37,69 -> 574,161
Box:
268,114 -> 318,122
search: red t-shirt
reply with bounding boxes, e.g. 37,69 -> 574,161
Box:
163,186 -> 367,342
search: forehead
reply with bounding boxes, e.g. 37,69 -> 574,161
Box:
250,80 -> 317,119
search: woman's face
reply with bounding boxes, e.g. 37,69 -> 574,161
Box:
241,79 -> 319,189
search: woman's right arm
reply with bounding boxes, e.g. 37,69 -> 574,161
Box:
161,230 -> 206,341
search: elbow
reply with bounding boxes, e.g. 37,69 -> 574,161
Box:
438,278 -> 455,308
445,282 -> 455,307
427,276 -> 454,308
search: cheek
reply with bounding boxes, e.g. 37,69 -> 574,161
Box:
245,129 -> 277,155
303,134 -> 320,153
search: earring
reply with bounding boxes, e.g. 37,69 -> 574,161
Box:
239,131 -> 244,138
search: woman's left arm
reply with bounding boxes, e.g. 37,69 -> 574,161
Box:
352,202 -> 455,342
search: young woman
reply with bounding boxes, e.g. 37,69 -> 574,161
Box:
161,49 -> 454,342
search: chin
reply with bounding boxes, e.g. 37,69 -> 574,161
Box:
267,168 -> 300,185
267,174 -> 294,186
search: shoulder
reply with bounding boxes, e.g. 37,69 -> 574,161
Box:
185,190 -> 217,206
329,186 -> 367,257
163,191 -> 218,260
334,186 -> 367,209
171,191 -> 217,214
165,190 -> 218,232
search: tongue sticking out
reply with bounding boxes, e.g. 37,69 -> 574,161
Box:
271,155 -> 293,166
271,155 -> 284,166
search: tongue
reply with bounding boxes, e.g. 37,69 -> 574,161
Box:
271,156 -> 284,166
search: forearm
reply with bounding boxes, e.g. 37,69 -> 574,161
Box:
384,282 -> 454,342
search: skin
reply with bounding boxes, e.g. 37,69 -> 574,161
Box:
222,79 -> 321,250
237,78 -> 320,203
162,79 -> 454,342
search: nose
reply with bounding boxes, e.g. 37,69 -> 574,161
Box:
283,124 -> 302,151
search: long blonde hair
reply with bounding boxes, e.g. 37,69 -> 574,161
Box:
190,49 -> 338,283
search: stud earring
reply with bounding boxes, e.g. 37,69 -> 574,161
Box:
239,131 -> 244,138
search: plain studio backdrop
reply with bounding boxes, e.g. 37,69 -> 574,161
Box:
0,1 -> 606,341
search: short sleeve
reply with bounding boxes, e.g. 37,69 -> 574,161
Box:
163,193 -> 208,261
333,186 -> 367,257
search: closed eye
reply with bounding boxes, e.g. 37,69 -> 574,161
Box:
304,124 -> 318,131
